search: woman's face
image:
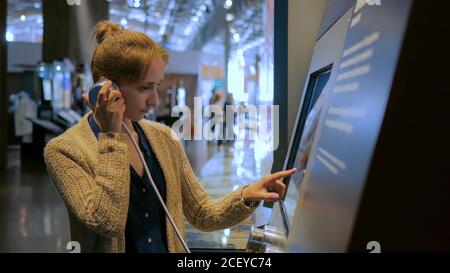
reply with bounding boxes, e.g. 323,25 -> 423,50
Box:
119,57 -> 165,121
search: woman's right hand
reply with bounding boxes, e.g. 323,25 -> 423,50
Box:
91,80 -> 126,133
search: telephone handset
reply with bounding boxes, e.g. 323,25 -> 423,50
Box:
88,79 -> 121,107
87,80 -> 191,253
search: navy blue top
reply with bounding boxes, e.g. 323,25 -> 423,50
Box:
88,115 -> 168,253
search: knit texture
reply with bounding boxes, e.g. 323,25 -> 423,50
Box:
44,113 -> 259,253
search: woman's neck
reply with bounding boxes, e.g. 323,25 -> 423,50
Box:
91,114 -> 136,135
122,118 -> 135,134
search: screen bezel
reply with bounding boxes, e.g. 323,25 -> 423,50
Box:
278,64 -> 333,234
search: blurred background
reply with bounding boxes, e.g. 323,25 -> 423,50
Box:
0,0 -> 277,252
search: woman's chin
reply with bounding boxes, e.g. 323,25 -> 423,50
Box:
125,108 -> 153,121
125,113 -> 145,122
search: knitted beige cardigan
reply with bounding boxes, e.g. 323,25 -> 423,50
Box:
43,113 -> 258,253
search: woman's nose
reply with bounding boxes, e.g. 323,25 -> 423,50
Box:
149,89 -> 160,108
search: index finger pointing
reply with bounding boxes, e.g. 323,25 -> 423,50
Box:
267,168 -> 297,182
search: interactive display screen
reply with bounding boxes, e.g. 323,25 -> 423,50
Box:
284,68 -> 332,222
288,0 -> 413,252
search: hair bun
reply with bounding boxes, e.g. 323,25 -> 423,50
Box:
92,20 -> 124,44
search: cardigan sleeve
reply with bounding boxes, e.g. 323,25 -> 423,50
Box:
160,127 -> 260,232
44,132 -> 130,238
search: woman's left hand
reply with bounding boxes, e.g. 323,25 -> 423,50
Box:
242,168 -> 297,202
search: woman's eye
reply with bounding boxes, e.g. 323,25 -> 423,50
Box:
140,86 -> 152,91
139,83 -> 160,92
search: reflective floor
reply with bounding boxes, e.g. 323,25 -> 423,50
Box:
0,150 -> 70,252
0,138 -> 273,252
186,140 -> 273,250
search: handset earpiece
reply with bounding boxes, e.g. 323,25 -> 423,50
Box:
88,79 -> 120,107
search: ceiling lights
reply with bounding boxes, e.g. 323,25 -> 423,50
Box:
109,0 -> 215,52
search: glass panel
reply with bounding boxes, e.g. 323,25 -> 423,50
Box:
6,0 -> 43,43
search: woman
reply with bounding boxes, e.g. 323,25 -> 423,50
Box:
44,21 -> 296,253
